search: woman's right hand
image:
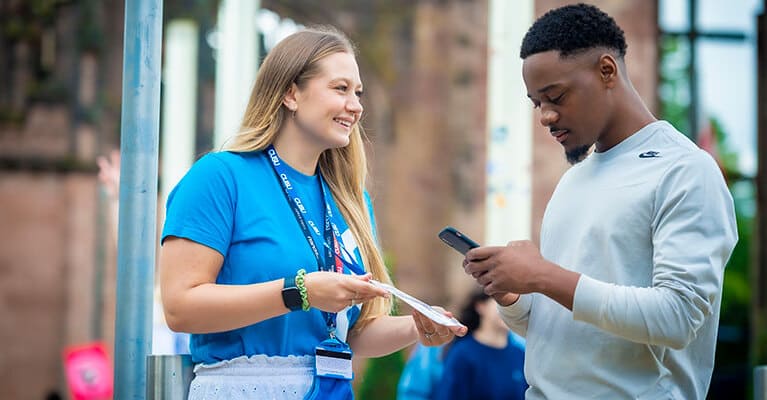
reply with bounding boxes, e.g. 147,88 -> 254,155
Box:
303,271 -> 389,312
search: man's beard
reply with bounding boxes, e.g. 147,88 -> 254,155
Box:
565,145 -> 591,165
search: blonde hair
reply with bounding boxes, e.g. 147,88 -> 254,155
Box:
226,27 -> 393,333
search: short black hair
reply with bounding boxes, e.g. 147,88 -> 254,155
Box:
520,3 -> 627,59
458,289 -> 490,333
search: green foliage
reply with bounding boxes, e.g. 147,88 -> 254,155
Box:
717,177 -> 753,368
659,35 -> 691,136
352,250 -> 406,398
76,0 -> 102,53
710,117 -> 754,330
356,350 -> 405,400
164,0 -> 220,21
27,78 -> 69,103
1,0 -> 70,41
0,107 -> 25,126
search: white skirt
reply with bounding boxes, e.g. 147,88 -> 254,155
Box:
188,354 -> 314,400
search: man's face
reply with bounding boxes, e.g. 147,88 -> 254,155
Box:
522,50 -> 611,164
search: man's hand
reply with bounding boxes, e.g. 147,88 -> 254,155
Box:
464,240 -> 580,310
464,240 -> 551,295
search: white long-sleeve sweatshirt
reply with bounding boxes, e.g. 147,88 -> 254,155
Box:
499,121 -> 737,399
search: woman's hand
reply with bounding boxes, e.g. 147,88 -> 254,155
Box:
303,271 -> 389,312
412,307 -> 467,347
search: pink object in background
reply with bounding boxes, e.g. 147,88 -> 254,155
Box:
63,342 -> 113,400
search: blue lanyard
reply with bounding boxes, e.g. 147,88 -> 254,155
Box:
266,145 -> 364,335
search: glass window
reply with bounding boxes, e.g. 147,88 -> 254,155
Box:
698,0 -> 762,34
696,39 -> 757,174
659,0 -> 690,31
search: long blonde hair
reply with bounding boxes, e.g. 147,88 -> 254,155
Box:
226,27 -> 392,332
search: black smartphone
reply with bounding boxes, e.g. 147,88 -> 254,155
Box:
438,226 -> 480,255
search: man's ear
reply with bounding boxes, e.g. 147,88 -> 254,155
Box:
598,54 -> 618,88
282,83 -> 299,111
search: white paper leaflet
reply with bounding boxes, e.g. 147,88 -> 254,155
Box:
369,280 -> 463,327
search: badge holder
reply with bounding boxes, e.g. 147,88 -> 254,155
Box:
315,337 -> 353,380
303,337 -> 355,400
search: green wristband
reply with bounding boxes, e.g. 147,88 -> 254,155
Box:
295,269 -> 310,311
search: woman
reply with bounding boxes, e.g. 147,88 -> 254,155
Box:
160,26 -> 466,399
433,290 -> 527,400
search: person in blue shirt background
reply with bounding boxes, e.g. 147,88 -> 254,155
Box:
159,26 -> 466,400
433,289 -> 527,400
396,342 -> 445,400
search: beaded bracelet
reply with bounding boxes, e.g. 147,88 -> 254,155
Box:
295,269 -> 310,311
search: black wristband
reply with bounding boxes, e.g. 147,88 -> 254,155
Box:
282,275 -> 302,312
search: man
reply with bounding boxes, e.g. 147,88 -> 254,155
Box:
464,4 -> 737,399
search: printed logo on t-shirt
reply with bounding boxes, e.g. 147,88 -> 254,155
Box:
638,150 -> 661,158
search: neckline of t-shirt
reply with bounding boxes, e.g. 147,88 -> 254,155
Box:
261,151 -> 320,186
589,120 -> 669,163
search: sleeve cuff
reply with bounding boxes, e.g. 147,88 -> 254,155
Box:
572,274 -> 611,325
497,294 -> 532,321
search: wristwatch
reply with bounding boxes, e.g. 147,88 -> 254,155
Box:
282,275 -> 302,312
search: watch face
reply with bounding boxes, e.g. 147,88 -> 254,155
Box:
282,287 -> 302,311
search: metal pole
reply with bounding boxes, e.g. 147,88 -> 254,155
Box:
114,0 -> 163,398
146,355 -> 195,400
754,3 -> 767,377
688,0 -> 699,139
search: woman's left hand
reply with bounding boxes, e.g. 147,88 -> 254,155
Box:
412,307 -> 467,346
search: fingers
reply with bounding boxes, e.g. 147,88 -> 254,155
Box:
465,245 -> 503,261
339,275 -> 389,310
463,246 -> 504,277
351,272 -> 373,281
351,279 -> 389,299
412,310 -> 439,342
432,308 -> 467,337
449,324 -> 468,337
483,282 -> 498,296
412,309 -> 468,345
464,257 -> 492,276
476,270 -> 493,286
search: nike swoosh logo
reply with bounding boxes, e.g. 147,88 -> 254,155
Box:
638,151 -> 660,158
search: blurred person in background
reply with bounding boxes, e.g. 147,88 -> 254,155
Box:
159,26 -> 466,400
433,289 -> 526,400
396,342 -> 444,400
464,4 -> 737,399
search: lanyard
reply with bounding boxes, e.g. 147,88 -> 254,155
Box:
266,145 -> 364,335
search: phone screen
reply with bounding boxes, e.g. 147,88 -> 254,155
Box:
438,226 -> 480,255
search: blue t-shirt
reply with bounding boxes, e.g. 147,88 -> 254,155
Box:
434,334 -> 527,400
397,343 -> 445,400
162,151 -> 372,364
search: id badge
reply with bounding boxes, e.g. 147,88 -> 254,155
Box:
314,338 -> 353,380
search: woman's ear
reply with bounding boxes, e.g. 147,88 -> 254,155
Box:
282,83 -> 299,111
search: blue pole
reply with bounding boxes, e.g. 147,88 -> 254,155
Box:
114,0 -> 163,398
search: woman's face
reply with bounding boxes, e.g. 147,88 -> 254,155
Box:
290,52 -> 364,150
478,298 -> 508,332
